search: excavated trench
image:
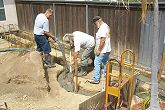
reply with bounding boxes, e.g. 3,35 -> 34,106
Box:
50,37 -> 99,96
57,70 -> 98,96
51,55 -> 98,96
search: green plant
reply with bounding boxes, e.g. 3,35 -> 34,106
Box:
133,91 -> 151,110
142,95 -> 151,109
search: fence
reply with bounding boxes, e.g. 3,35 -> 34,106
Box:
15,0 -> 165,69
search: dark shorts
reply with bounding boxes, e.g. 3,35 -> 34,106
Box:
34,34 -> 51,54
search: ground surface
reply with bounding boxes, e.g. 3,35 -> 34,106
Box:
0,38 -> 89,110
0,37 -> 164,110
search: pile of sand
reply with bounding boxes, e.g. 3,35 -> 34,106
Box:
0,50 -> 90,110
0,51 -> 48,99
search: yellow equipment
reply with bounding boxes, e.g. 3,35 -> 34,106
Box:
104,49 -> 135,110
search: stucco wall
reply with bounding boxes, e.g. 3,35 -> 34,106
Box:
0,0 -> 18,26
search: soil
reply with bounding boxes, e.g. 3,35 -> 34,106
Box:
0,39 -> 89,110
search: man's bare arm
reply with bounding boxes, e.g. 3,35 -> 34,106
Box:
44,32 -> 56,41
98,37 -> 106,52
73,51 -> 79,59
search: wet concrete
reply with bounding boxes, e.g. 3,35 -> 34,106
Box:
57,71 -> 99,96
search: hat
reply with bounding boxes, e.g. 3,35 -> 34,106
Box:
63,33 -> 73,43
93,16 -> 102,23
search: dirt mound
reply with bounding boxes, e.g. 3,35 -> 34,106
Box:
0,50 -> 90,110
0,51 -> 47,99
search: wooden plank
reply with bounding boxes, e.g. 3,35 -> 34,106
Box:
79,91 -> 105,110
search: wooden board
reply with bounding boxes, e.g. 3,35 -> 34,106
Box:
79,91 -> 105,110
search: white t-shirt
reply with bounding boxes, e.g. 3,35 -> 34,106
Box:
34,13 -> 49,35
95,23 -> 111,53
73,31 -> 95,52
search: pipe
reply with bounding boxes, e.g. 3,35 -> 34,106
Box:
55,39 -> 70,76
0,48 -> 32,52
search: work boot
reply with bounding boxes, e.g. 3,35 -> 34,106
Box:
77,66 -> 87,77
44,54 -> 55,68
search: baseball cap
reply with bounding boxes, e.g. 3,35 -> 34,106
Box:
93,16 -> 102,23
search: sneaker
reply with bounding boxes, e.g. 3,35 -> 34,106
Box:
87,79 -> 100,84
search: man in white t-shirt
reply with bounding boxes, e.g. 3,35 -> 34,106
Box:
89,16 -> 111,84
63,31 -> 95,76
34,8 -> 56,68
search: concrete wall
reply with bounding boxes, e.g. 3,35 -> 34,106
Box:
0,0 -> 18,26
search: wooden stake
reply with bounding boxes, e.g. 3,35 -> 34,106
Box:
74,59 -> 78,92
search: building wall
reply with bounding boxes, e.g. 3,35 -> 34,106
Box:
0,0 -> 18,26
